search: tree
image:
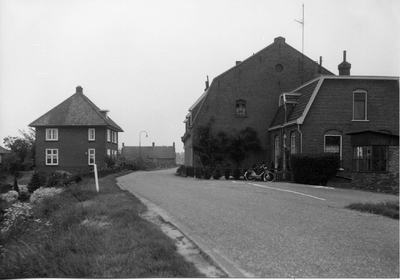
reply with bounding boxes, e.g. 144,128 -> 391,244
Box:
3,128 -> 35,170
227,127 -> 262,167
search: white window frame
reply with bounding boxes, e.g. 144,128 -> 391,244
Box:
88,128 -> 95,141
46,128 -> 58,141
88,149 -> 95,165
46,149 -> 58,165
107,129 -> 111,142
353,90 -> 368,121
324,134 -> 342,160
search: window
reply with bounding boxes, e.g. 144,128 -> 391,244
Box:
353,146 -> 388,172
324,130 -> 342,160
88,149 -> 95,165
113,131 -> 117,144
290,132 -> 296,154
88,128 -> 95,141
46,129 -> 58,141
353,90 -> 367,120
46,149 -> 58,165
235,100 -> 246,117
107,129 -> 111,142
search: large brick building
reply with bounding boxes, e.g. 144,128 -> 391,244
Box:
29,86 -> 123,171
182,36 -> 332,167
269,52 -> 399,188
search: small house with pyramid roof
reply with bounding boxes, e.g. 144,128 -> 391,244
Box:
29,86 -> 123,171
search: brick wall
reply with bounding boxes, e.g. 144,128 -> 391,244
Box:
35,126 -> 119,171
186,37 -> 330,167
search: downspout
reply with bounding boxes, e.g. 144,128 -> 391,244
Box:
297,124 -> 303,154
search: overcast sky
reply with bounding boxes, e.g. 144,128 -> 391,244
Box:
1,0 -> 399,152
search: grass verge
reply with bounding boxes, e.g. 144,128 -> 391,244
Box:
0,172 -> 205,278
345,200 -> 399,219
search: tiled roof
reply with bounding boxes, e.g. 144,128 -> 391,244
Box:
0,146 -> 11,154
288,79 -> 321,122
121,146 -> 176,160
29,90 -> 123,132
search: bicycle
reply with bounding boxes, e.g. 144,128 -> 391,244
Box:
244,166 -> 275,182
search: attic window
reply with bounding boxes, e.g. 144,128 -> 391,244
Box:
275,64 -> 284,73
236,100 -> 246,117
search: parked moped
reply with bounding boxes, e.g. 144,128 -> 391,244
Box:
244,166 -> 275,182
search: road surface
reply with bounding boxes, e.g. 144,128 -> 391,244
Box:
117,169 -> 399,278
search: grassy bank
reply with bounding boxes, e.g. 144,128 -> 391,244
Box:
345,200 -> 399,219
0,172 -> 204,278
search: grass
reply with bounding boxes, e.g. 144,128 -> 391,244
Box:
0,172 -> 205,278
345,200 -> 399,219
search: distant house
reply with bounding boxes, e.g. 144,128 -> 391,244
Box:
29,86 -> 123,171
182,36 -> 333,168
269,52 -> 399,189
121,142 -> 176,167
0,145 -> 11,165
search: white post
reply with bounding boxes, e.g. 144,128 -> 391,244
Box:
94,164 -> 99,193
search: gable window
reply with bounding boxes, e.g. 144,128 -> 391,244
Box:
88,128 -> 95,141
88,149 -> 95,165
46,128 -> 58,141
290,132 -> 296,154
353,146 -> 388,172
324,130 -> 342,160
353,90 -> 367,121
46,149 -> 58,165
236,100 -> 246,117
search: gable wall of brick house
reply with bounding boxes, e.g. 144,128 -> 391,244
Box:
35,126 -> 119,171
185,37 -> 332,167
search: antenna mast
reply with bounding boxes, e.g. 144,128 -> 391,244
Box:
294,3 -> 304,54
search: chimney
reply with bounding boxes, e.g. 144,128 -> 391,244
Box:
236,61 -> 241,65
122,143 -> 124,147
319,56 -> 322,74
152,142 -> 155,147
100,109 -> 109,118
173,142 -> 175,147
76,86 -> 83,93
338,50 -> 351,76
205,75 -> 209,90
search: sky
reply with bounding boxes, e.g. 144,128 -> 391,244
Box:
0,0 -> 399,153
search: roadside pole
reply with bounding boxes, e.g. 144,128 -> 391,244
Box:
94,164 -> 99,192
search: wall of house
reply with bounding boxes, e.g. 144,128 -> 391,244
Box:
35,126 -> 119,171
300,79 -> 399,175
187,37 -> 330,167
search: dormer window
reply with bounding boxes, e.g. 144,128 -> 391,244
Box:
236,100 -> 246,117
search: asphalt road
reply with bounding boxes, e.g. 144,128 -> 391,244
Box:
117,169 -> 399,278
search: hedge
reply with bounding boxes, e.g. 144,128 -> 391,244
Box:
290,153 -> 340,186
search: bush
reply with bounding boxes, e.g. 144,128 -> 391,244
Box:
233,169 -> 241,180
27,171 -> 42,193
203,167 -> 211,179
195,167 -> 203,179
175,165 -> 185,177
290,153 -> 340,186
212,165 -> 222,179
186,166 -> 194,178
224,169 -> 231,180
30,187 -> 63,204
1,190 -> 19,204
13,177 -> 19,193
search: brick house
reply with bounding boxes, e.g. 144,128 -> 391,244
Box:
269,52 -> 399,188
120,142 -> 176,167
29,86 -> 123,171
182,36 -> 333,168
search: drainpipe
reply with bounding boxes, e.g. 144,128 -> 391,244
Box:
297,124 -> 303,153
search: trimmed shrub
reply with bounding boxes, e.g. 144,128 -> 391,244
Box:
203,167 -> 211,179
186,166 -> 194,178
13,178 -> 19,193
290,153 -> 340,186
212,166 -> 222,179
224,169 -> 231,180
30,187 -> 63,204
27,171 -> 42,193
195,167 -> 203,179
233,169 -> 241,180
175,165 -> 185,177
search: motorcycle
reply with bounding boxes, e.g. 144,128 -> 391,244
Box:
244,166 -> 275,182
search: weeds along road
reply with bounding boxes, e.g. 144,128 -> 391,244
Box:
118,169 -> 399,278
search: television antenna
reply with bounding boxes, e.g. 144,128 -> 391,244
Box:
294,3 -> 304,54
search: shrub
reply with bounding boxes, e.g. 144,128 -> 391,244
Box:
224,169 -> 231,180
233,169 -> 241,180
30,187 -> 63,204
175,165 -> 185,177
186,166 -> 194,178
212,165 -> 222,179
1,190 -> 19,204
194,167 -> 203,179
27,171 -> 42,193
13,177 -> 20,193
203,167 -> 211,179
290,153 -> 340,186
